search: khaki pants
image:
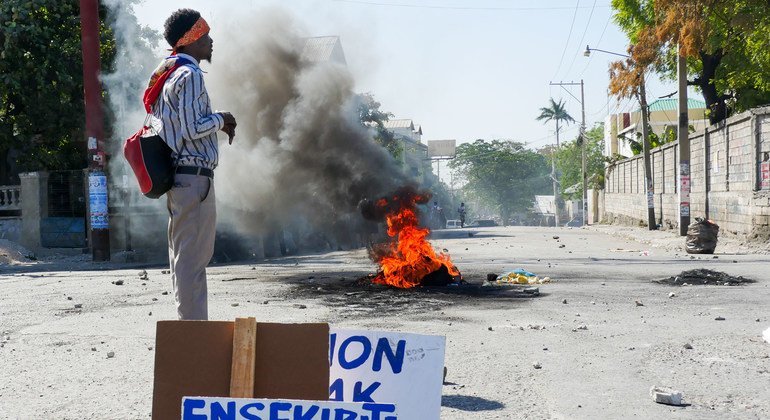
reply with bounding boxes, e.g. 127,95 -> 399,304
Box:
167,174 -> 216,320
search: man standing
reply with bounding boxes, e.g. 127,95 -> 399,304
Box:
457,202 -> 466,228
148,9 -> 236,320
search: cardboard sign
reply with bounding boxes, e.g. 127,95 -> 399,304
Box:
152,321 -> 330,420
181,397 -> 397,420
329,329 -> 445,420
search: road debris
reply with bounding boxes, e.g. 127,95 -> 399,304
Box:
650,386 -> 684,406
686,217 -> 719,254
668,292 -> 676,298
112,280 -> 124,286
533,362 -> 542,369
106,351 -> 115,359
715,316 -> 726,321
763,327 -> 770,344
655,269 -> 753,287
138,270 -> 148,280
493,269 -> 551,285
635,300 -> 644,307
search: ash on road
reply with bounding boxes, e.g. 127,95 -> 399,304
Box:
1,225 -> 769,419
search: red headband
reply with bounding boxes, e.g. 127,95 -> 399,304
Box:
175,17 -> 210,49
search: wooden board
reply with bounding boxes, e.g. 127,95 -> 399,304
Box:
229,317 -> 257,398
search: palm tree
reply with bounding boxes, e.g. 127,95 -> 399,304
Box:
536,98 -> 575,147
536,98 -> 575,227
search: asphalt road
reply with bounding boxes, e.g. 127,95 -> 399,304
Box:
1,225 -> 768,419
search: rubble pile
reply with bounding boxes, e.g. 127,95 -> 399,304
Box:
655,269 -> 754,286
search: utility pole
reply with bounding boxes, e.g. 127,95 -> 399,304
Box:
677,46 -> 690,235
80,0 -> 110,261
639,73 -> 657,230
549,81 -> 586,226
552,120 -> 560,227
580,80 -> 587,226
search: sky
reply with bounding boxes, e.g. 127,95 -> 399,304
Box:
132,0 -> 688,150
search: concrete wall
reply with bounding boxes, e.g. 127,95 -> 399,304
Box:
0,218 -> 21,242
603,107 -> 770,239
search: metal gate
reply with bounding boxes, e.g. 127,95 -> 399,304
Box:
43,170 -> 86,247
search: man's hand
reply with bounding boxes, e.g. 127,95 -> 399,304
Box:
219,112 -> 237,127
222,124 -> 236,144
219,112 -> 237,144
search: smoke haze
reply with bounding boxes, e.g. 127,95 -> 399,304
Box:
206,8 -> 407,246
104,3 -> 410,254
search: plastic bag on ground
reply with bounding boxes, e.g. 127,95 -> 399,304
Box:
686,217 -> 719,254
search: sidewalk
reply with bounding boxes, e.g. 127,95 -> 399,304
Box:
588,223 -> 770,255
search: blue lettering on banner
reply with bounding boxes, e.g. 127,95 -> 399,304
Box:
361,403 -> 397,420
269,401 -> 292,420
372,339 -> 405,374
240,402 -> 265,420
353,381 -> 381,402
339,336 -> 372,370
333,408 -> 357,420
330,334 -> 406,374
181,397 -> 398,420
212,401 -> 236,420
329,379 -> 382,403
183,398 -> 207,419
293,404 -> 319,420
329,378 -> 344,401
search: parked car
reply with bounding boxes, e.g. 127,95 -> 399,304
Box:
446,219 -> 462,229
468,219 -> 498,227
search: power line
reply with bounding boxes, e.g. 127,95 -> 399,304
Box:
562,0 -> 598,78
552,0 -> 581,80
578,9 -> 612,77
332,0 -> 610,11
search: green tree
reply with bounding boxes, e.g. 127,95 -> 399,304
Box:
0,1 -> 120,182
355,92 -> 402,160
536,98 -> 575,146
449,140 -> 551,224
611,0 -> 770,124
554,123 -> 606,200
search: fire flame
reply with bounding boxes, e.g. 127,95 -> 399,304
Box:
372,192 -> 460,288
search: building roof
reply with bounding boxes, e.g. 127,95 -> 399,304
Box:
382,119 -> 415,130
301,36 -> 347,65
636,98 -> 707,113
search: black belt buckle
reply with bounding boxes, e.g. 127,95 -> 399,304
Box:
176,166 -> 214,178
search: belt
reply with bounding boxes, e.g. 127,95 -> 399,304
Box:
175,166 -> 214,178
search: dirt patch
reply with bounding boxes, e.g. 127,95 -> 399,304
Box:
0,239 -> 35,265
287,275 -> 541,317
654,269 -> 756,286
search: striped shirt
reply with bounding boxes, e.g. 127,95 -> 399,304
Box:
149,53 -> 224,170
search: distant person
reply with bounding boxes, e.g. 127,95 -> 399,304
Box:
457,202 -> 466,227
430,201 -> 440,229
149,9 -> 237,320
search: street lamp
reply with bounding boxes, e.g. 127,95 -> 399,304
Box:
585,45 -> 657,230
584,45 -> 630,59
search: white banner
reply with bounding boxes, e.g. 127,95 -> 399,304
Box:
181,397 -> 397,420
329,329 -> 445,420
